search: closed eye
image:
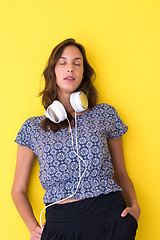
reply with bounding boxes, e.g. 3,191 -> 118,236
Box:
59,62 -> 66,65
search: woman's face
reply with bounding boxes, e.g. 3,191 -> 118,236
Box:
55,45 -> 84,95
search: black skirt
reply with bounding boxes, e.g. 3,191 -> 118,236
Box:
41,191 -> 138,240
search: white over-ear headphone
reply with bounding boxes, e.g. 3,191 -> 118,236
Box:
45,91 -> 88,123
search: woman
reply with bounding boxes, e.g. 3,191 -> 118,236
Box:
11,38 -> 140,240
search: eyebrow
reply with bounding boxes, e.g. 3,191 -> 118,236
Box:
60,57 -> 82,61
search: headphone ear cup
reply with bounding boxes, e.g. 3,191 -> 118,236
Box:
45,100 -> 67,123
70,92 -> 88,112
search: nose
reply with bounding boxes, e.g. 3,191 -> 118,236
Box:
68,68 -> 73,73
67,63 -> 73,72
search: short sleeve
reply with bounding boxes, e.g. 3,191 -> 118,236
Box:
105,105 -> 128,139
15,118 -> 35,151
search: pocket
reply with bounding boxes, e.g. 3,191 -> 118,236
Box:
41,224 -> 47,240
128,213 -> 138,230
41,222 -> 57,240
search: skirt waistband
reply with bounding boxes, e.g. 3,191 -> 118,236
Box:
45,191 -> 126,223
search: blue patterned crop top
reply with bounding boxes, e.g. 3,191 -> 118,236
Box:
15,104 -> 128,204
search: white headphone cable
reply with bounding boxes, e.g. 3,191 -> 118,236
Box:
40,115 -> 87,230
75,111 -> 81,177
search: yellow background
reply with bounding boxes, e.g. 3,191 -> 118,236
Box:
0,0 -> 160,239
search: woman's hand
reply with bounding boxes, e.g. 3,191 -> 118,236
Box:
30,223 -> 45,240
121,205 -> 141,222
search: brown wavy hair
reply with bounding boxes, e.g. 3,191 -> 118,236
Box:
39,38 -> 98,132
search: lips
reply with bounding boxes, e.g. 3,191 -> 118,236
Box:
64,76 -> 75,81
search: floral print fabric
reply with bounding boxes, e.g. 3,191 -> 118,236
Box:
15,104 -> 128,204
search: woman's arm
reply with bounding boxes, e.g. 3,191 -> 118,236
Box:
108,136 -> 140,222
11,145 -> 43,239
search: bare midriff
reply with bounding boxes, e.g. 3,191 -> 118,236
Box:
58,198 -> 83,204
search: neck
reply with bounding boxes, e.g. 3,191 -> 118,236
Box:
58,92 -> 75,117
